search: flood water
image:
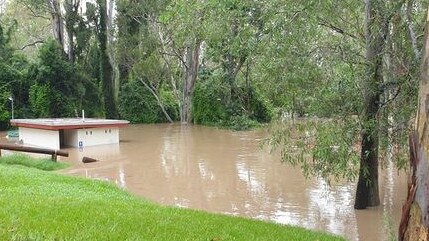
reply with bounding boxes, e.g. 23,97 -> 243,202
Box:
56,124 -> 407,241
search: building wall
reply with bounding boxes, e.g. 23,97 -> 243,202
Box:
19,127 -> 120,149
19,127 -> 60,149
65,127 -> 119,148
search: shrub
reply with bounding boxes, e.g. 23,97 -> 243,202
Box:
119,80 -> 179,123
192,77 -> 273,130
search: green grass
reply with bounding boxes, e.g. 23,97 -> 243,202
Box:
0,160 -> 345,241
0,154 -> 69,171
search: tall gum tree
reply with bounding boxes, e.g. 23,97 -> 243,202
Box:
399,5 -> 429,240
90,0 -> 118,118
158,0 -> 205,124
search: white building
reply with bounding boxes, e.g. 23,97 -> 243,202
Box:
10,118 -> 129,150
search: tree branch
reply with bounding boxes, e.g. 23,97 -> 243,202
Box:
22,3 -> 50,20
20,40 -> 44,50
318,20 -> 360,40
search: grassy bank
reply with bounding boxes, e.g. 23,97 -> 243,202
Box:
0,157 -> 344,241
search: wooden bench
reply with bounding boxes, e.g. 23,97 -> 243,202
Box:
0,143 -> 69,161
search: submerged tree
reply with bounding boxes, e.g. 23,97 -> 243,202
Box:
354,0 -> 389,210
267,0 -> 422,210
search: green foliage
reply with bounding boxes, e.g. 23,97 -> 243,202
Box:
27,39 -> 88,118
268,118 -> 360,183
0,22 -> 29,128
192,78 -> 228,125
193,76 -> 272,130
28,83 -> 51,117
119,80 -> 178,123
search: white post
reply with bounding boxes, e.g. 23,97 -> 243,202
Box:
82,109 -> 85,121
8,96 -> 14,119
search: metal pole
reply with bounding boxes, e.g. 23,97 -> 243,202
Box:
11,98 -> 14,119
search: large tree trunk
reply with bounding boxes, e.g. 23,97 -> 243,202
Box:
398,5 -> 429,240
64,0 -> 79,63
181,40 -> 201,124
97,0 -> 118,119
49,0 -> 64,49
107,0 -> 119,102
354,0 -> 388,209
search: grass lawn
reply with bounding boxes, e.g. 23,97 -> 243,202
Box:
0,155 -> 345,241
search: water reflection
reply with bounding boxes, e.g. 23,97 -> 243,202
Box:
56,124 -> 406,241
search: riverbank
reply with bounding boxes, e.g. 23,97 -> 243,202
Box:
0,156 -> 344,241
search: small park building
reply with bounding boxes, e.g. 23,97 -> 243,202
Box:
10,118 -> 129,150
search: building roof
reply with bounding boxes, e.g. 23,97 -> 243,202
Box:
10,118 -> 129,130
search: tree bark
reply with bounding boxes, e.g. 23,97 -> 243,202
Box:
181,40 -> 201,124
398,5 -> 429,240
97,0 -> 118,119
405,0 -> 420,61
354,0 -> 388,209
48,0 -> 64,49
107,0 -> 119,102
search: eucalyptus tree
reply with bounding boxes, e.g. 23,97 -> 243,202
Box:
398,5 -> 429,240
87,0 -> 117,119
115,0 -> 177,122
158,0 -> 205,124
13,0 -> 65,48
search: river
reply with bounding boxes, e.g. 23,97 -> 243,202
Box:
57,124 -> 406,241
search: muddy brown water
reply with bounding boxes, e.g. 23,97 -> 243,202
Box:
7,124 -> 407,240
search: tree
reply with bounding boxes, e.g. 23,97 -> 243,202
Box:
398,4 -> 429,240
353,0 -> 389,209
28,39 -> 83,117
265,0 -> 423,210
157,0 -> 205,124
88,0 -> 118,119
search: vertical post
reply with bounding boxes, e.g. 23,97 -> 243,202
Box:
51,153 -> 57,162
8,96 -> 14,119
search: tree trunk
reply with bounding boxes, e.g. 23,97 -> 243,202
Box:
49,0 -> 64,49
64,0 -> 77,63
354,0 -> 388,209
398,5 -> 429,240
97,0 -> 118,119
405,0 -> 420,61
107,0 -> 119,102
139,78 -> 173,123
117,1 -> 142,85
181,40 -> 201,124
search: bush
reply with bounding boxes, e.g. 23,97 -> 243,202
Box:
27,39 -> 86,118
119,80 -> 179,123
192,79 -> 228,125
192,77 -> 273,130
